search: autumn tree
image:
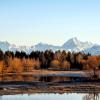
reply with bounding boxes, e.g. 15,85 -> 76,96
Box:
61,60 -> 70,70
50,60 -> 60,69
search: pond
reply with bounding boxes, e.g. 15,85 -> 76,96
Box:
0,93 -> 99,100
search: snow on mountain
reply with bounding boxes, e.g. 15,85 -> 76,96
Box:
0,41 -> 32,53
62,37 -> 94,52
0,37 -> 99,55
34,43 -> 61,51
0,41 -> 10,51
84,45 -> 100,55
10,45 -> 32,53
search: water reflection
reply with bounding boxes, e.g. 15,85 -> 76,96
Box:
83,93 -> 100,100
0,75 -> 100,100
0,74 -> 87,82
0,93 -> 99,100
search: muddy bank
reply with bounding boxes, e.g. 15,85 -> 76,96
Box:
0,83 -> 100,95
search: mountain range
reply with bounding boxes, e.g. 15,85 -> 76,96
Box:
0,37 -> 100,55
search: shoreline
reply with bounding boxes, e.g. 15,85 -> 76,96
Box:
0,82 -> 100,95
0,70 -> 100,95
0,70 -> 93,77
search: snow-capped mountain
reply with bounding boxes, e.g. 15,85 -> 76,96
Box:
62,37 -> 94,52
84,45 -> 100,55
9,45 -> 33,53
34,43 -> 61,51
0,37 -> 99,55
0,41 -> 33,53
0,41 -> 10,51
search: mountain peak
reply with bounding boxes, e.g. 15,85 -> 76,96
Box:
70,37 -> 78,40
62,37 -> 94,51
62,37 -> 81,49
67,37 -> 80,44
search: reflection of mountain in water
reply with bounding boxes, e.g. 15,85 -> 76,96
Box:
83,93 -> 100,100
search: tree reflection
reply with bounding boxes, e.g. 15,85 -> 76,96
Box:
0,96 -> 2,100
83,93 -> 99,100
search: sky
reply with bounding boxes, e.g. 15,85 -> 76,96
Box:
0,0 -> 100,46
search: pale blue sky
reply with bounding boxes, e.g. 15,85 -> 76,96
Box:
0,0 -> 100,46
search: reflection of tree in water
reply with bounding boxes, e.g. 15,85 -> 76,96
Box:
83,93 -> 99,100
0,96 -> 2,100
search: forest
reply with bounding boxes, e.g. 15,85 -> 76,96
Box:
0,49 -> 100,73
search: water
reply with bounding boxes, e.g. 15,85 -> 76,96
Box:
0,93 -> 96,100
0,74 -> 99,100
0,74 -> 87,82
